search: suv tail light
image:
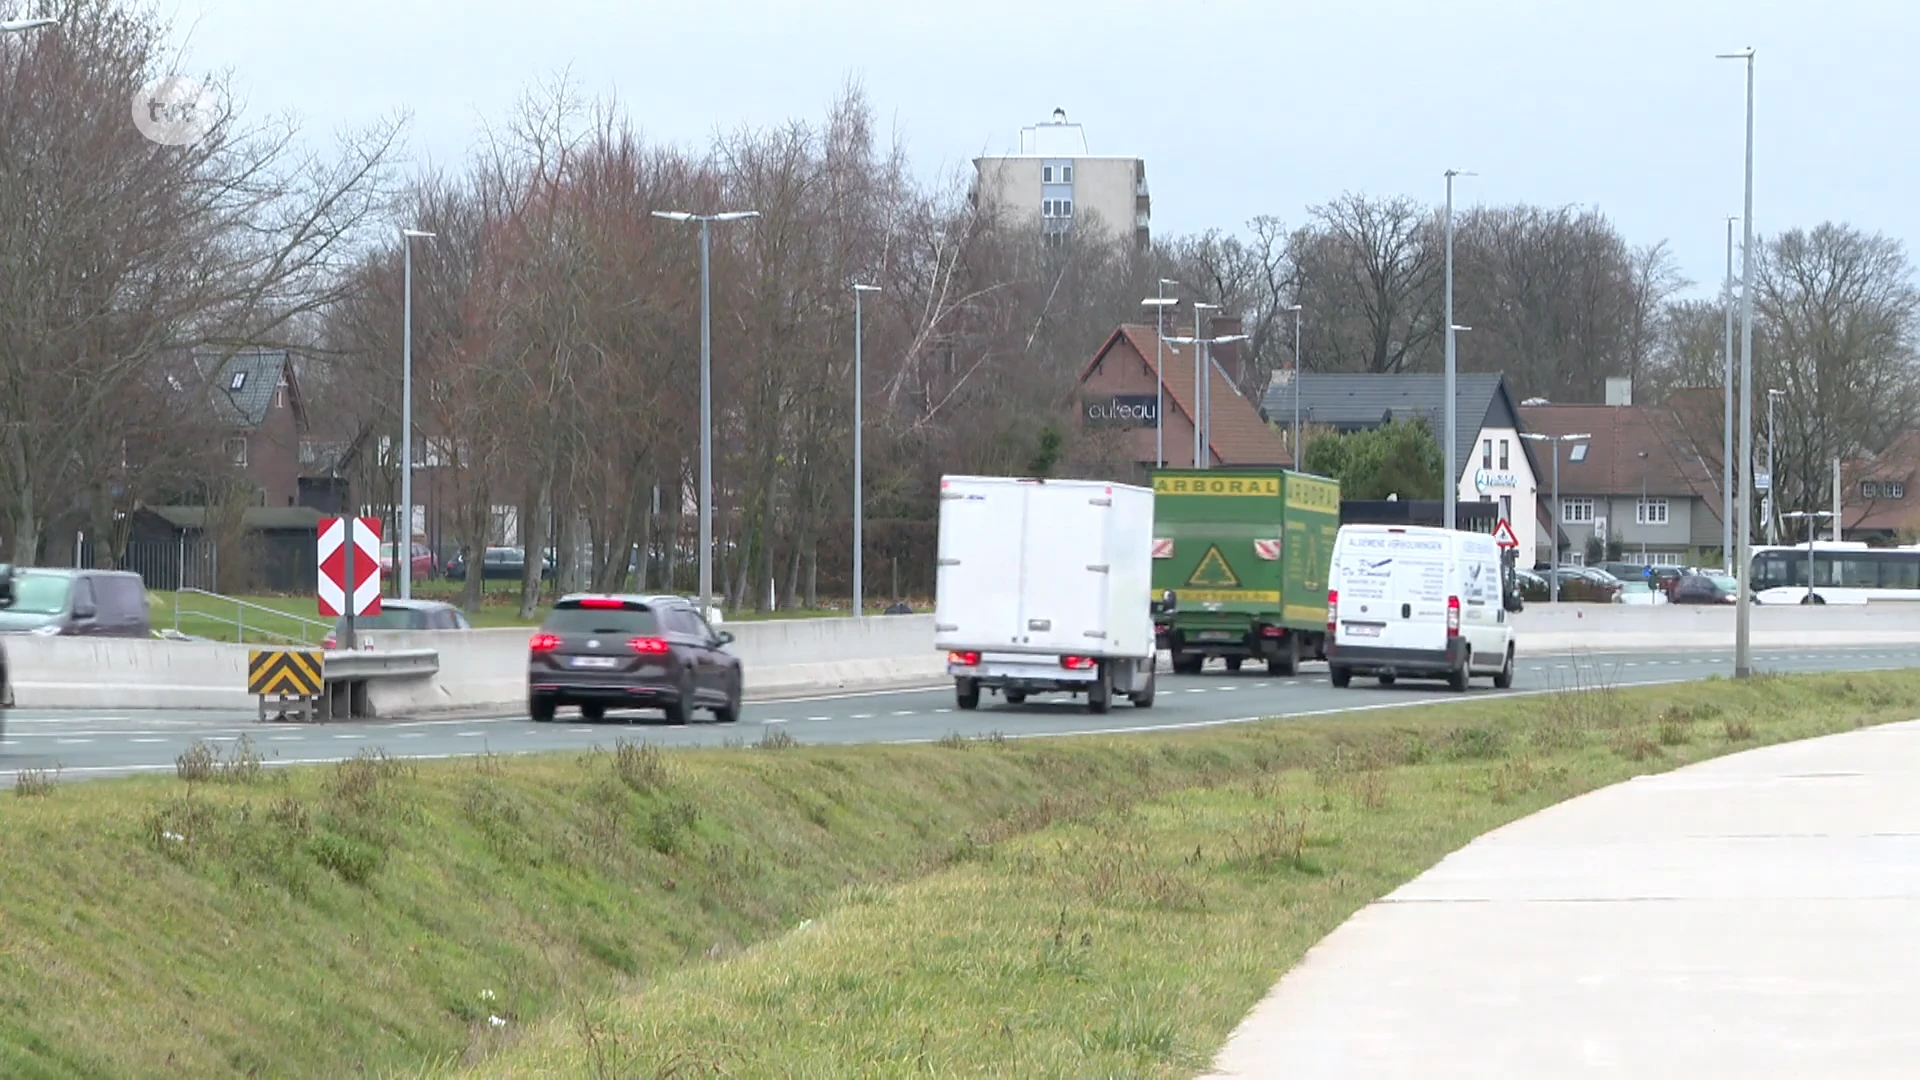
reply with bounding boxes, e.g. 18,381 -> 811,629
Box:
1326,589 -> 1338,633
1060,655 -> 1096,670
578,597 -> 625,609
322,633 -> 337,649
948,650 -> 981,666
1446,596 -> 1461,637
529,632 -> 561,653
628,636 -> 670,654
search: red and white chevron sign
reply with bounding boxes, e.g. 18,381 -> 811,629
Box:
318,516 -> 383,617
1253,538 -> 1282,561
1151,538 -> 1174,559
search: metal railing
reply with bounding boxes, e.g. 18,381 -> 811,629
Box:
172,588 -> 333,645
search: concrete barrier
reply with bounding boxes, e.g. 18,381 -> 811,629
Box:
8,605 -> 1920,714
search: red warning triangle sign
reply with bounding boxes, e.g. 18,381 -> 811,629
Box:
1493,518 -> 1519,549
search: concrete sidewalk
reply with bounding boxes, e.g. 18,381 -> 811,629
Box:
1202,719 -> 1920,1079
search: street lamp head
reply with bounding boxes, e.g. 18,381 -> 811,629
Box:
1212,334 -> 1250,345
1163,335 -> 1198,346
0,17 -> 57,31
401,228 -> 436,239
1158,277 -> 1181,287
1767,388 -> 1786,398
651,210 -> 694,222
1445,168 -> 1478,179
1140,297 -> 1178,307
852,282 -> 881,293
1716,47 -> 1756,59
711,210 -> 760,222
1450,323 -> 1472,332
1194,301 -> 1220,312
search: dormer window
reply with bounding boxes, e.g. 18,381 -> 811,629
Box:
229,370 -> 247,391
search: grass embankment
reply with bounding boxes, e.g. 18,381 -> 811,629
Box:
1,670 -> 1915,1078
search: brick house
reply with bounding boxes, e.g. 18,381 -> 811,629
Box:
1077,320 -> 1291,479
199,348 -> 309,507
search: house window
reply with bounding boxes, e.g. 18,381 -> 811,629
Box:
1863,480 -> 1906,500
1636,498 -> 1669,526
229,370 -> 247,391
1499,494 -> 1512,522
1648,552 -> 1685,567
1498,439 -> 1510,470
1060,199 -> 1072,218
1561,497 -> 1595,524
1061,164 -> 1073,183
1567,551 -> 1586,567
1482,439 -> 1492,469
1042,165 -> 1055,183
1569,443 -> 1589,462
299,440 -> 318,464
1042,199 -> 1054,218
273,386 -> 287,410
226,437 -> 247,467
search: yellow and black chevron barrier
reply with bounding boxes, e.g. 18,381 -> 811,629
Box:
249,649 -> 323,722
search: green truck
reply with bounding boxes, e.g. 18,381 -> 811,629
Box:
1149,468 -> 1341,675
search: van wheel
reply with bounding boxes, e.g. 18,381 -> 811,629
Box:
1447,654 -> 1471,693
1492,646 -> 1515,689
1329,666 -> 1352,688
956,678 -> 981,711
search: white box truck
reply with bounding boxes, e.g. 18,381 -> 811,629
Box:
933,475 -> 1157,712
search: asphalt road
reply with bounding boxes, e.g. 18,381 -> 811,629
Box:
4,645 -> 1918,785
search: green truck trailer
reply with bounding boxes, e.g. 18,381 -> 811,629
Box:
1149,468 -> 1340,675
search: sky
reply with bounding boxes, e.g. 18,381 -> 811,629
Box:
157,0 -> 1915,300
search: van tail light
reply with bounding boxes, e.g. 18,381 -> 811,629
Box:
1060,655 -> 1096,670
1326,589 -> 1338,633
1447,596 -> 1461,637
628,636 -> 670,654
948,650 -> 980,666
529,632 -> 561,653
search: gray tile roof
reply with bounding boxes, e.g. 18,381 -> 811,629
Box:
196,348 -> 288,429
1260,372 -> 1528,479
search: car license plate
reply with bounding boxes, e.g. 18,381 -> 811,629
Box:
1345,623 -> 1382,638
571,656 -> 618,669
1198,631 -> 1235,641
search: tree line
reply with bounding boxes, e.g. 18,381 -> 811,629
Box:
3,0 -> 1914,608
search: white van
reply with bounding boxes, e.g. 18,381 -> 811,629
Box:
1324,524 -> 1516,692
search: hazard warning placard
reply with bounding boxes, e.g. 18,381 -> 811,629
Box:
1187,544 -> 1240,588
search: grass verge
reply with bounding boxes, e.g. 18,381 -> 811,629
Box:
0,668 -> 1913,1078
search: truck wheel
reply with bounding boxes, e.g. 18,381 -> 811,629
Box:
1267,633 -> 1301,677
1172,651 -> 1204,675
1329,665 -> 1352,688
956,678 -> 981,711
1129,667 -> 1155,708
1088,664 -> 1112,714
1224,656 -> 1243,673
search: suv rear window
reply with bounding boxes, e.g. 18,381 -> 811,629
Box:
544,603 -> 659,635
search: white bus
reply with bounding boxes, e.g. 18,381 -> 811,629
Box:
1749,541 -> 1920,604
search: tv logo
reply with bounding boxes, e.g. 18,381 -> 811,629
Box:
131,76 -> 221,147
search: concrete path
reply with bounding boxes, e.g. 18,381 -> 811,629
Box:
1203,717 -> 1920,1079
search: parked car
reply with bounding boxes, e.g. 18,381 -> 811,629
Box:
1513,567 -> 1551,603
1672,572 -> 1743,604
446,546 -> 556,582
0,568 -> 150,638
322,598 -> 472,649
1617,580 -> 1668,606
527,593 -> 741,724
379,542 -> 438,582
1597,562 -> 1684,599
1547,566 -> 1623,603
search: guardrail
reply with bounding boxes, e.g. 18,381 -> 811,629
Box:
322,648 -> 439,719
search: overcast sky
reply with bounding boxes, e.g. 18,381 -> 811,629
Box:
162,0 -> 1909,299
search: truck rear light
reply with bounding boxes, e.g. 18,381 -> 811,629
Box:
1060,655 -> 1096,670
628,636 -> 670,654
1326,590 -> 1338,633
948,650 -> 980,666
1260,625 -> 1283,638
529,632 -> 561,653
1447,596 -> 1461,636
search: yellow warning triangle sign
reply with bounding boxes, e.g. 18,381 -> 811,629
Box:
1187,544 -> 1240,587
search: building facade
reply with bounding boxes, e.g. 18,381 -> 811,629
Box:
972,108 -> 1150,249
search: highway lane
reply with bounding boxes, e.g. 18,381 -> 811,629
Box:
3,645 -> 1918,784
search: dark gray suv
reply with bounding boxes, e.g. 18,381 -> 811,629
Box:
527,594 -> 742,724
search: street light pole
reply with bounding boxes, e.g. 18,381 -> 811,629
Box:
1443,168 -> 1474,530
1521,432 -> 1590,604
1191,302 -> 1218,467
851,282 -> 880,616
1782,510 -> 1832,604
1637,450 -> 1649,563
1284,302 -> 1304,465
652,208 -> 760,623
1143,283 -> 1179,468
1718,46 -> 1756,678
1766,388 -> 1783,546
399,227 -> 435,602
1722,215 -> 1738,570
1167,329 -> 1251,474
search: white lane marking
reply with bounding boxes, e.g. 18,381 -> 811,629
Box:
56,738 -> 94,744
891,710 -> 917,716
1184,688 -> 1208,694
806,716 -> 829,722
457,731 -> 485,738
850,713 -> 874,719
269,735 -> 304,742
568,728 -> 593,734
333,734 -> 365,740
398,733 -> 426,739
762,718 -> 787,725
132,737 -> 167,744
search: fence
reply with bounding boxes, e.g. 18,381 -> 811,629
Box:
63,538 -> 219,592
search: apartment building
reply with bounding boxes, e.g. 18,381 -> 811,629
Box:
972,108 -> 1150,249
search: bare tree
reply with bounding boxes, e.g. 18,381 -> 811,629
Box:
1287,194 -> 1442,375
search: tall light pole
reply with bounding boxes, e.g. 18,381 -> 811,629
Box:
1636,450 -> 1649,563
1143,281 -> 1180,468
398,227 -> 435,601
1190,302 -> 1219,466
1167,330 -> 1250,471
1722,215 -> 1738,570
1766,388 -> 1784,546
1521,432 -> 1589,604
1718,46 -> 1756,678
1283,302 -> 1303,465
851,281 -> 880,616
652,208 -> 760,623
1443,168 -> 1475,532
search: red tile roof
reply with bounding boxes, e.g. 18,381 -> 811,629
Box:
1518,401 -> 1723,523
1080,324 -> 1291,467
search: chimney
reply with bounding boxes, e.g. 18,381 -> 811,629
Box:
1209,314 -> 1244,383
1604,376 -> 1633,407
